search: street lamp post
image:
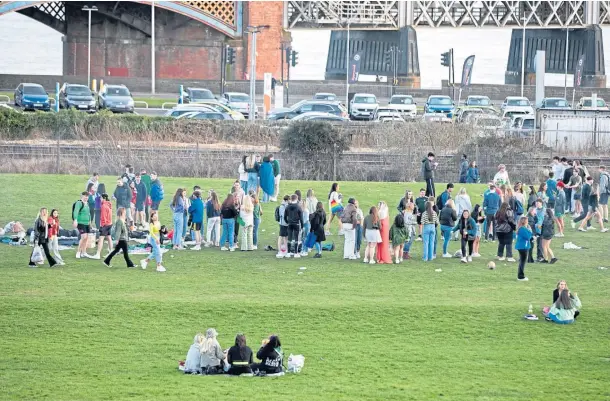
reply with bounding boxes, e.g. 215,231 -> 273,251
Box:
151,1 -> 155,94
82,6 -> 98,89
246,25 -> 270,121
521,15 -> 527,97
564,25 -> 570,99
345,20 -> 351,108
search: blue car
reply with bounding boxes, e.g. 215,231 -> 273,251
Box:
424,95 -> 455,118
14,83 -> 51,111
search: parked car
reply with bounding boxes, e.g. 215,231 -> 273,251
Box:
465,95 -> 492,107
509,115 -> 536,137
180,87 -> 215,104
424,95 -> 455,118
501,96 -> 533,110
473,115 -> 503,136
222,92 -> 258,118
164,104 -> 217,118
290,111 -> 349,122
176,111 -> 234,120
374,108 -> 405,122
387,95 -> 417,119
186,100 -> 245,119
59,83 -> 96,112
313,92 -> 337,101
97,84 -> 134,113
267,100 -> 347,120
14,83 -> 51,111
350,93 -> 378,120
456,107 -> 498,123
576,97 -> 609,110
538,97 -> 571,110
422,112 -> 452,123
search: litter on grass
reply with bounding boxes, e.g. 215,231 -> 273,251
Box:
598,266 -> 608,270
563,242 -> 582,250
435,268 -> 442,272
299,267 -> 307,270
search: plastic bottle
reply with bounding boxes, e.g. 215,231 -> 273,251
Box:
528,304 -> 533,314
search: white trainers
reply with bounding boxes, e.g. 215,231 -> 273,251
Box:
587,226 -> 596,231
443,253 -> 452,258
287,253 -> 294,258
518,277 -> 529,281
369,259 -> 376,265
602,228 -> 609,233
156,265 -> 166,272
498,257 -> 506,261
253,245 -> 258,250
460,257 -> 467,263
472,253 -> 481,258
192,245 -> 201,251
221,246 -> 229,251
349,255 -> 358,260
276,252 -> 285,259
300,251 -> 308,257
229,247 -> 235,252
363,258 -> 369,263
570,221 -> 576,229
416,237 -> 422,242
578,228 -> 586,232
467,256 -> 472,262
76,253 -> 81,259
140,259 -> 148,270
507,258 -> 516,262
294,254 -> 301,259
91,254 -> 101,260
395,259 -> 400,264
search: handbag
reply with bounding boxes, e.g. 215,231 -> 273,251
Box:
31,245 -> 44,263
304,232 -> 317,249
330,199 -> 344,215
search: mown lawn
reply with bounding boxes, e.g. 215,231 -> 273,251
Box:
0,174 -> 609,401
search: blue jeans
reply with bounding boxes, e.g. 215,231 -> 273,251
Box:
148,237 -> 162,263
172,212 -> 183,247
182,213 -> 188,239
422,224 -> 436,261
314,242 -> 322,254
355,224 -> 362,253
247,172 -> 258,194
220,218 -> 235,248
253,217 -> 261,246
262,192 -> 270,203
441,225 -> 453,255
240,180 -> 248,194
403,234 -> 414,252
302,221 -> 311,252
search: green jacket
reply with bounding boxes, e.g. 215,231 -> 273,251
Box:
389,224 -> 409,247
113,219 -> 129,241
141,174 -> 152,196
72,200 -> 90,225
272,160 -> 281,177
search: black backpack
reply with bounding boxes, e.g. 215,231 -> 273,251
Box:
436,193 -> 444,211
72,200 -> 84,218
274,206 -> 281,222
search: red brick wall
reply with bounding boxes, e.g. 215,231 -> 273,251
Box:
246,1 -> 288,80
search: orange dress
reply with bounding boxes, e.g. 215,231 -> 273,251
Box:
376,216 -> 392,264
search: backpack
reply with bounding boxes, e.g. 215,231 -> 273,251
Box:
436,193 -> 444,211
274,206 -> 281,223
72,200 -> 84,218
602,173 -> 610,194
514,199 -> 524,215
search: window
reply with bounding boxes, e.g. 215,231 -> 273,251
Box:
312,104 -> 332,112
507,98 -> 529,106
546,99 -> 568,107
193,112 -> 224,120
353,96 -> 376,104
230,95 -> 249,102
66,86 -> 92,96
107,87 -> 130,96
467,97 -> 490,106
429,97 -> 451,105
390,97 -> 413,105
299,104 -> 313,113
522,119 -> 535,129
190,90 -> 214,99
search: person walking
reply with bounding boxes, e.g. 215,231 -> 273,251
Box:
47,209 -> 65,265
515,216 -> 533,281
28,208 -> 58,268
421,201 -> 439,262
440,199 -> 457,258
422,152 -> 438,197
578,183 -> 608,232
341,198 -> 358,260
483,184 -> 501,241
495,202 -> 516,262
140,211 -> 166,272
73,191 -> 92,259
459,154 -> 469,184
103,207 -> 135,268
572,176 -> 593,229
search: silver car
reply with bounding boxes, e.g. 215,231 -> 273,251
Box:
222,92 -> 258,118
98,84 -> 134,113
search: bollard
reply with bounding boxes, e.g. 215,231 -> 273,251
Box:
178,84 -> 184,104
55,82 -> 59,112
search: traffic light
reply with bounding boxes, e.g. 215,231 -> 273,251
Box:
226,46 -> 235,65
285,47 -> 292,64
441,51 -> 450,67
290,50 -> 299,67
384,51 -> 392,66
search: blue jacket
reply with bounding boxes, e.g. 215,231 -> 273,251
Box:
483,191 -> 501,215
440,191 -> 451,208
452,216 -> 477,237
188,198 -> 204,224
546,179 -> 557,201
171,197 -> 184,214
515,226 -> 533,250
466,167 -> 479,183
259,161 -> 275,196
555,190 -> 566,215
206,201 -> 221,218
150,179 -> 164,202
535,207 -> 545,234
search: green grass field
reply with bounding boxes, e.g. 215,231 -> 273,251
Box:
0,174 -> 609,401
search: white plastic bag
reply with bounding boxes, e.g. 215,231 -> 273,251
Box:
287,354 -> 304,373
31,245 -> 44,264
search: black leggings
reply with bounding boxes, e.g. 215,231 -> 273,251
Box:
30,240 -> 57,267
104,239 -> 134,267
518,249 -> 527,279
287,224 -> 301,253
460,237 -> 473,257
425,178 -> 435,198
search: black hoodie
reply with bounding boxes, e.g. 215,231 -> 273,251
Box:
284,202 -> 303,226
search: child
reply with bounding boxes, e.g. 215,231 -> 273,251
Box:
140,211 -> 166,272
471,204 -> 484,257
94,194 -> 113,259
363,206 -> 381,264
402,203 -> 417,260
309,202 -> 326,258
554,182 -> 566,237
252,192 -> 263,250
527,206 -> 538,263
452,209 -> 477,263
515,216 -> 532,281
389,214 -> 409,264
48,209 -> 65,265
240,195 -> 254,251
103,207 -> 135,268
184,333 -> 204,374
546,290 -> 581,324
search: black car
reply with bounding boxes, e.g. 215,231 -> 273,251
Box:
59,83 -> 96,112
267,100 -> 348,120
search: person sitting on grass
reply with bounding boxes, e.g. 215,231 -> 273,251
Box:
252,335 -> 283,375
545,289 -> 581,324
227,333 -> 254,376
200,328 -> 225,375
184,333 -> 204,374
552,280 -> 580,319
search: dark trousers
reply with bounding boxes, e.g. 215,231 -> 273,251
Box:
484,214 -> 496,240
355,224 -> 362,252
573,202 -> 591,227
518,249 -> 528,279
30,240 -> 57,267
564,188 -> 572,211
425,178 -> 435,198
497,232 -> 513,258
460,237 -> 474,257
287,224 -> 300,253
104,239 -> 134,267
527,239 -> 535,262
234,218 -> 240,243
536,235 -> 544,260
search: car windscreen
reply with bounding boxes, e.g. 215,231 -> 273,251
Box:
547,99 -> 569,107
353,96 -> 376,104
315,95 -> 336,100
230,95 -> 249,102
507,99 -> 529,106
583,99 -> 606,107
390,97 -> 413,105
522,119 -> 535,129
107,87 -> 130,96
429,97 -> 451,105
66,86 -> 92,96
23,86 -> 46,95
191,90 -> 213,99
468,97 -> 490,106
